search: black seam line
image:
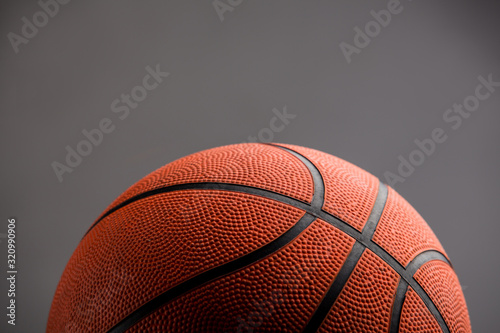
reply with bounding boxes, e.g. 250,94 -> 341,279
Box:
88,178 -> 453,333
389,250 -> 451,333
82,182 -> 312,239
389,280 -> 409,333
361,244 -> 451,333
84,176 -> 453,329
107,145 -> 326,333
410,278 -> 450,333
85,181 -> 354,241
89,148 -> 450,332
302,181 -> 388,332
84,144 -> 324,239
265,143 -> 325,208
302,242 -> 365,333
361,183 -> 388,240
107,213 -> 318,333
406,250 -> 451,277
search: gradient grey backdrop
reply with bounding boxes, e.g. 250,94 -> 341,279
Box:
1,0 -> 499,332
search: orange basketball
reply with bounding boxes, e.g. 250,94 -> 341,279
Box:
47,143 -> 471,332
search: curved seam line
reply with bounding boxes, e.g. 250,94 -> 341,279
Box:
302,181 -> 388,332
106,145 -> 326,332
82,182 -> 313,239
107,213 -> 318,333
389,249 -> 452,333
90,179 -> 452,333
389,280 -> 409,333
91,148 -> 451,332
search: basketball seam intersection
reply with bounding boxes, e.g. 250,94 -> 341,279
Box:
84,144 -> 451,332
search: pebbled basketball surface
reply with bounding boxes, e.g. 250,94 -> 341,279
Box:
47,143 -> 472,333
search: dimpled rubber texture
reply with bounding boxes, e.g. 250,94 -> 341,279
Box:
317,249 -> 400,333
399,287 -> 442,333
414,261 -> 472,333
274,143 -> 379,232
47,191 -> 305,333
372,186 -> 449,267
127,219 -> 355,332
47,143 -> 472,333
94,143 -> 313,224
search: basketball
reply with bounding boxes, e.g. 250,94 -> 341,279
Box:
47,143 -> 471,332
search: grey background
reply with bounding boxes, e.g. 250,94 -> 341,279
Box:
1,0 -> 499,332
